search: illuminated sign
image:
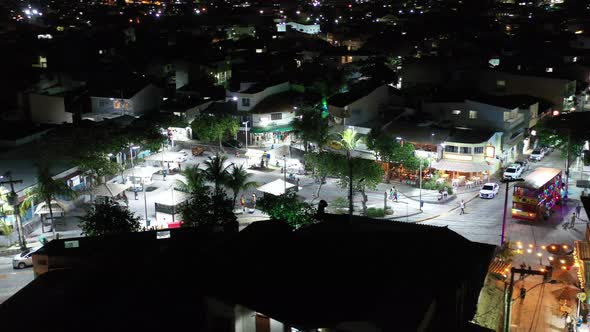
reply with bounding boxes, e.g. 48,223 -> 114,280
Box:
485,146 -> 495,158
445,153 -> 473,161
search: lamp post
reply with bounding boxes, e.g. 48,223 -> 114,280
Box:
283,154 -> 287,195
419,158 -> 423,210
243,121 -> 249,166
130,145 -> 140,199
142,178 -> 149,227
500,178 -> 524,246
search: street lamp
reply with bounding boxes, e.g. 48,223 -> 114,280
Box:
283,154 -> 287,194
130,145 -> 140,199
243,121 -> 249,166
500,178 -> 524,246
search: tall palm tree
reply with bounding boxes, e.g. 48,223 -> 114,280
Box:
226,164 -> 257,207
340,128 -> 362,216
22,165 -> 76,237
176,164 -> 207,194
203,153 -> 232,195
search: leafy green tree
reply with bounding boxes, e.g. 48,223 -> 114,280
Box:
181,188 -> 237,229
305,151 -> 343,197
226,164 -> 256,207
258,191 -> 318,228
336,158 -> 384,215
21,165 -> 77,236
203,153 -> 232,195
176,165 -> 207,193
536,118 -> 586,161
359,57 -> 397,85
293,108 -> 330,151
77,154 -> 122,185
79,202 -> 142,237
366,129 -> 423,171
191,114 -> 239,150
340,128 -> 362,215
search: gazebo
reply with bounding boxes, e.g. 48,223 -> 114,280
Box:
91,183 -> 130,205
34,200 -> 67,232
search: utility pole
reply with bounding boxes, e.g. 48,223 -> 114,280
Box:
419,159 -> 423,210
0,173 -> 27,250
283,155 -> 287,195
565,129 -> 571,202
500,178 -> 524,246
503,267 -> 548,332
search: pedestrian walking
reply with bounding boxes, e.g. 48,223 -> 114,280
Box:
389,188 -> 394,200
252,193 -> 257,210
393,189 -> 398,202
459,199 -> 465,215
240,194 -> 246,212
576,203 -> 582,218
442,188 -> 448,200
570,213 -> 577,229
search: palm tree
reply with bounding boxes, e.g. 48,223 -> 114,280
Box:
340,128 -> 362,215
176,164 -> 207,194
22,165 -> 76,237
203,153 -> 232,195
226,164 -> 256,207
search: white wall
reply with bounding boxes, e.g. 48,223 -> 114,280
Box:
131,84 -> 162,116
287,22 -> 321,34
236,82 -> 290,112
251,110 -> 297,129
29,94 -> 73,124
234,305 -> 256,332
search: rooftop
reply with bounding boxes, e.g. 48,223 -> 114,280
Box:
468,94 -> 541,110
328,81 -> 383,108
249,91 -> 321,114
446,127 -> 497,144
1,216 -> 495,331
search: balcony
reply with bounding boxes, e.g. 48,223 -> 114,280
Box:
503,113 -> 524,130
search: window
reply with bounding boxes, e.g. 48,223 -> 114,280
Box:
460,147 -> 472,154
469,110 -> 478,119
271,113 -> 282,120
474,146 -> 484,154
444,145 -> 458,153
496,80 -> 506,91
241,98 -> 250,107
452,110 -> 461,115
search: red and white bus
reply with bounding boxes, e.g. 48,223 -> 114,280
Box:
512,167 -> 562,221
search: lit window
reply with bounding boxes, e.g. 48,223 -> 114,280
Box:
469,110 -> 478,119
271,113 -> 282,120
546,67 -> 553,73
452,110 -> 461,115
113,101 -> 121,109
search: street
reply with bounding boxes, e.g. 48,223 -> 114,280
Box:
0,256 -> 33,304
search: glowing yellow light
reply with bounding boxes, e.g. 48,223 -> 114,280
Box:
541,246 -> 546,250
529,244 -> 534,248
517,244 -> 523,249
527,249 -> 533,253
563,245 -> 569,249
549,256 -> 554,261
537,252 -> 542,257
562,266 -> 567,270
560,259 -> 566,264
551,245 -> 556,250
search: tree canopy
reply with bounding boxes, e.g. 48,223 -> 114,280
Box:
79,202 -> 142,237
258,191 -> 318,228
366,128 -> 423,170
293,108 -> 330,151
181,188 -> 237,229
191,114 -> 239,149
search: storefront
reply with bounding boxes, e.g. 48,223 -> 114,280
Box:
249,125 -> 295,148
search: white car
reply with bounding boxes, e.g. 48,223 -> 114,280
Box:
479,183 -> 500,199
530,149 -> 545,161
503,164 -> 523,179
12,247 -> 41,269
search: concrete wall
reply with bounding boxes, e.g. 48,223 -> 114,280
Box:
131,84 -> 161,116
478,71 -> 575,111
344,84 -> 389,126
28,94 -> 73,124
236,82 -> 290,112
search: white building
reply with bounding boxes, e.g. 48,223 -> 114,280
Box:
276,22 -> 321,34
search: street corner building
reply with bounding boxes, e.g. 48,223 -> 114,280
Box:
0,216 -> 496,332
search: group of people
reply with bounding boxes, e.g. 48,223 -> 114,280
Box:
240,193 -> 257,213
565,203 -> 584,230
389,187 -> 398,202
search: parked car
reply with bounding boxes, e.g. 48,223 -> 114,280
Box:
530,149 -> 545,161
503,164 -> 524,179
479,183 -> 500,199
222,139 -> 243,148
12,247 -> 41,269
514,160 -> 529,171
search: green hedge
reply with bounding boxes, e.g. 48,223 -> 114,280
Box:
366,207 -> 385,218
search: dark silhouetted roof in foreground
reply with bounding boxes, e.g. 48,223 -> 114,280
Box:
0,216 -> 495,332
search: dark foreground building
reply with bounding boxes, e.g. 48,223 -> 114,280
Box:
0,216 -> 495,332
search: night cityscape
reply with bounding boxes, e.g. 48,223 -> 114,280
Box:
1,0 -> 590,331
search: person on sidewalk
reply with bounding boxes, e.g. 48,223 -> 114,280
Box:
251,193 -> 257,211
576,203 -> 582,218
240,194 -> 246,212
393,189 -> 398,202
570,213 -> 577,229
443,188 -> 448,200
459,200 -> 465,215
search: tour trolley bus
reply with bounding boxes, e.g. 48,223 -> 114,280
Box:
511,167 -> 562,221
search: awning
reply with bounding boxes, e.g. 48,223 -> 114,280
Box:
250,125 -> 294,134
257,179 -> 296,196
431,160 -> 491,173
123,166 -> 162,178
92,183 -> 129,197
